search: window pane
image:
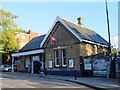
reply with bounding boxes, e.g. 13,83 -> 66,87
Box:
62,49 -> 66,66
63,58 -> 66,65
57,58 -> 59,65
55,50 -> 59,66
56,50 -> 59,57
63,49 -> 66,56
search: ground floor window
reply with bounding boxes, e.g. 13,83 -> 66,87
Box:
54,49 -> 67,67
54,50 -> 59,67
62,49 -> 67,67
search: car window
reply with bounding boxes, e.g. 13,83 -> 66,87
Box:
4,65 -> 8,67
7,65 -> 11,67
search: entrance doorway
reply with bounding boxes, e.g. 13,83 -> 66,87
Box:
33,61 -> 40,73
31,55 -> 45,74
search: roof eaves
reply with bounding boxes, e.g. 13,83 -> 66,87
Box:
40,16 -> 60,47
40,16 -> 82,47
82,39 -> 108,47
12,49 -> 44,57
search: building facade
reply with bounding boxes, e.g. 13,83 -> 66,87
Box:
41,16 -> 109,77
12,35 -> 45,73
12,16 -> 109,77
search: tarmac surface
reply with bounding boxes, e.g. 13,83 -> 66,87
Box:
1,72 -> 120,90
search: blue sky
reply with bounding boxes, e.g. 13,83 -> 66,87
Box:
2,2 -> 118,42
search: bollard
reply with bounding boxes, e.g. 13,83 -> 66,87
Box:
75,70 -> 77,80
45,68 -> 47,76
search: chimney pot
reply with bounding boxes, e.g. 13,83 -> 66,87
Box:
77,17 -> 84,27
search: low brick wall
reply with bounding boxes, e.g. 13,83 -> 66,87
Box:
47,70 -> 81,77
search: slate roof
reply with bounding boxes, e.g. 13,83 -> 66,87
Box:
20,35 -> 46,51
62,19 -> 109,46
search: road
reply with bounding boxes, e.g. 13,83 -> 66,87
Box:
0,72 -> 92,89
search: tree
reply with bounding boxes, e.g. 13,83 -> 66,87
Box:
111,48 -> 117,54
0,9 -> 26,64
19,29 -> 27,33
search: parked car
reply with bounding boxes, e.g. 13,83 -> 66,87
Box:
0,65 -> 3,71
2,64 -> 11,72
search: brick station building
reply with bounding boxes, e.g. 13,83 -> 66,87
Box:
12,16 -> 109,77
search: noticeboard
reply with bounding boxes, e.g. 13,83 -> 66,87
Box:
48,60 -> 53,69
69,59 -> 74,68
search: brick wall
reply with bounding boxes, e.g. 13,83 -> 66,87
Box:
16,30 -> 39,49
80,42 -> 108,57
44,22 -> 80,71
28,30 -> 39,40
44,21 -> 108,72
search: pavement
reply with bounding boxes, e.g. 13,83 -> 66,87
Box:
2,72 -> 120,90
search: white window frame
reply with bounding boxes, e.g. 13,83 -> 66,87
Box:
62,49 -> 67,67
55,50 -> 59,67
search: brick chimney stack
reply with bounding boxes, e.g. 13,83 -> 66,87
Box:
77,17 -> 84,27
27,30 -> 39,40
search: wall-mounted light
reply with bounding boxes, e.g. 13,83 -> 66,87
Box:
58,46 -> 60,49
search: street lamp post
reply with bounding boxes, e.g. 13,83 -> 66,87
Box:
105,0 -> 117,78
105,0 -> 111,56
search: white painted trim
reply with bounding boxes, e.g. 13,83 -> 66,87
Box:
55,65 -> 60,67
55,50 -> 60,67
40,17 -> 58,47
40,16 -> 108,47
40,16 -> 82,47
58,16 -> 83,42
12,49 -> 44,57
82,39 -> 108,48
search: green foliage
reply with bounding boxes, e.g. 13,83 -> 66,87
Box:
0,9 -> 19,31
0,9 -> 25,54
111,48 -> 117,54
0,9 -> 28,64
2,30 -> 20,52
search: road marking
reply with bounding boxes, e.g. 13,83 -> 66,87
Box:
26,86 -> 35,88
0,83 -> 36,88
0,83 -> 15,88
